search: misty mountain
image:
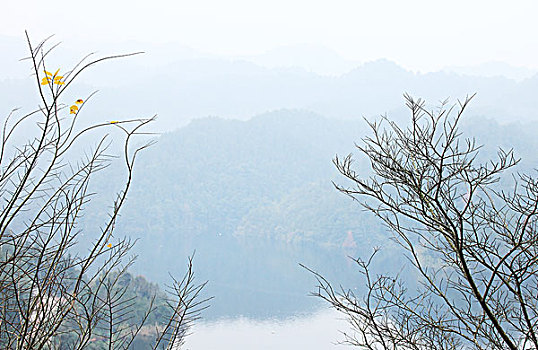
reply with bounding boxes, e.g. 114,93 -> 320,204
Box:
75,108 -> 538,318
111,110 -> 379,246
88,107 -> 538,249
239,44 -> 360,76
444,61 -> 537,82
2,39 -> 538,134
80,109 -> 399,318
93,57 -> 538,129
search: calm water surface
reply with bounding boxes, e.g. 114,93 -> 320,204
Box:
134,235 -> 388,319
131,234 -> 406,349
183,308 -> 352,350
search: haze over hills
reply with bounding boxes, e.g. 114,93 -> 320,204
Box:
79,110 -> 399,318
91,108 -> 538,252
444,61 -> 538,82
74,108 -> 538,318
4,34 -> 538,321
2,36 -> 538,134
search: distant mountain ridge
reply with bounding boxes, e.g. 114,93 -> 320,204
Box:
2,37 -> 538,133
444,61 -> 537,82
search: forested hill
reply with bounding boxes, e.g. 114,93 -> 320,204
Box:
83,108 -> 538,254
77,108 -> 538,318
115,109 -> 382,248
80,110 -> 396,317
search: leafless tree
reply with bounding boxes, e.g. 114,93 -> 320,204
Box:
306,94 -> 538,349
0,33 -> 208,349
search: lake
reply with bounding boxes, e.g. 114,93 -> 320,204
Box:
183,308 -> 352,350
130,234 -> 406,348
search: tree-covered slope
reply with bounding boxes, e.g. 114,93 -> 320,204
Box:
78,108 -> 538,318
117,110 -> 378,246
85,109 -> 538,254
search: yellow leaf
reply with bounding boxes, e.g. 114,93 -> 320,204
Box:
44,70 -> 53,77
54,68 -> 60,77
110,121 -> 119,124
41,77 -> 51,85
53,76 -> 64,85
107,243 -> 112,248
76,99 -> 83,104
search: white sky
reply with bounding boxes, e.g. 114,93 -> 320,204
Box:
2,0 -> 538,72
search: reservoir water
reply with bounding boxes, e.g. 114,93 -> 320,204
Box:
130,234 -> 405,349
183,308 -> 351,350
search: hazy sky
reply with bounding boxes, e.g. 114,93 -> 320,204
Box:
2,0 -> 538,72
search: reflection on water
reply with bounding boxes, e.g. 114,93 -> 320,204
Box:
133,234 -> 405,320
130,233 -> 408,349
183,307 -> 351,350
